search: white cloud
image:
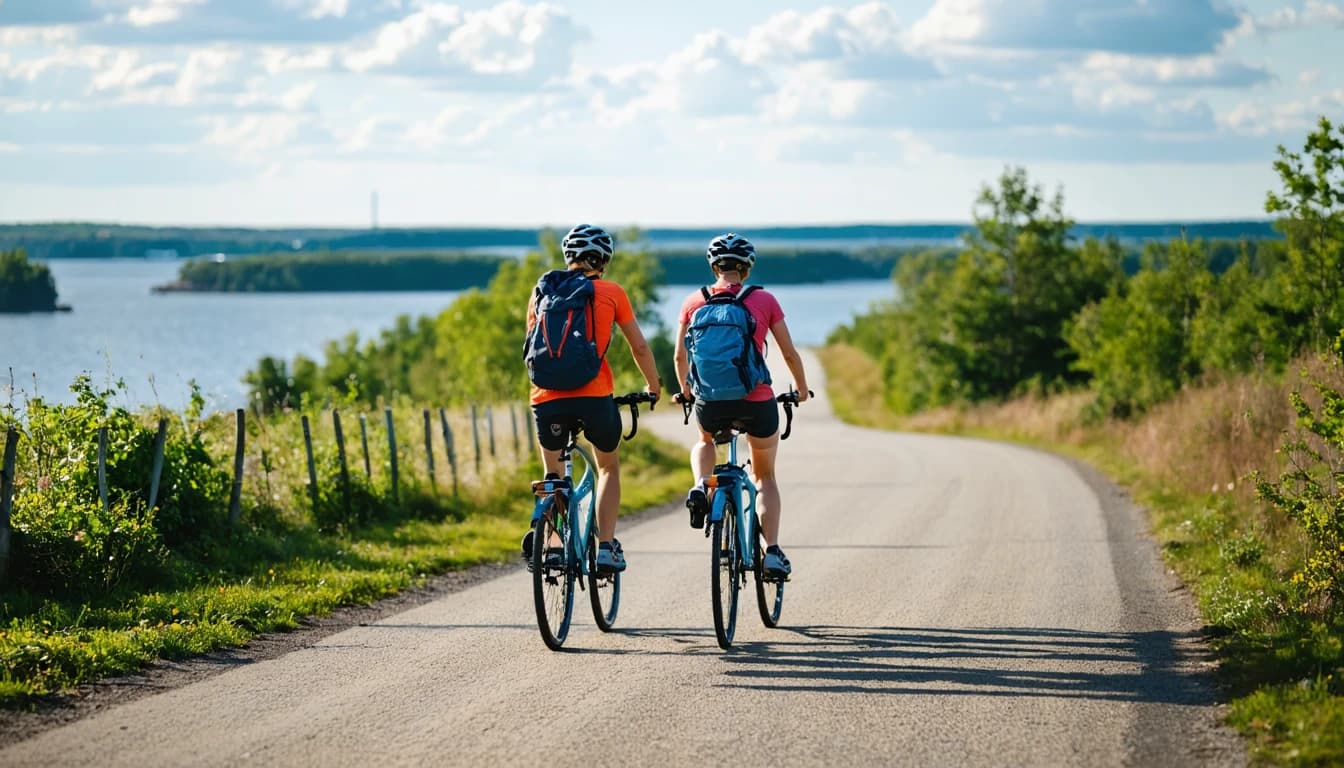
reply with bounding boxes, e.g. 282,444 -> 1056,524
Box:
911,0 -> 1242,55
126,0 -> 207,28
740,2 -> 936,80
261,46 -> 336,74
1244,0 -> 1344,34
343,1 -> 585,88
0,25 -> 79,46
202,113 -> 306,152
1071,52 -> 1275,90
1218,89 -> 1344,134
89,50 -> 177,92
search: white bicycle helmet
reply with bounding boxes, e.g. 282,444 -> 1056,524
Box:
562,224 -> 615,268
706,232 -> 756,267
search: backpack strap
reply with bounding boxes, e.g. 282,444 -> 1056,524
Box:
700,286 -> 711,301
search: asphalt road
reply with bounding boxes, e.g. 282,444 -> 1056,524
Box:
0,351 -> 1246,767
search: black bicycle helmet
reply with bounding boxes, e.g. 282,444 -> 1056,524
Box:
562,224 -> 615,268
706,232 -> 756,268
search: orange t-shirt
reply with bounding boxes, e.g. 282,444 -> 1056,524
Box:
527,277 -> 635,405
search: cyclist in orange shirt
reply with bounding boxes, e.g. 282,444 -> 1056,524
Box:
525,224 -> 661,572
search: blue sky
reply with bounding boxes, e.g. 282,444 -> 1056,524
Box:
0,0 -> 1341,226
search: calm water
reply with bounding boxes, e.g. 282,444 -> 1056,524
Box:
1,260 -> 895,411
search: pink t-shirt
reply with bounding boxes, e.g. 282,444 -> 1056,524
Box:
678,282 -> 785,402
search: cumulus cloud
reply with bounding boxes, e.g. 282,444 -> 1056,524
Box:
1242,0 -> 1344,34
1218,89 -> 1344,134
1069,52 -> 1275,91
740,2 -> 937,80
342,1 -> 585,88
911,0 -> 1242,55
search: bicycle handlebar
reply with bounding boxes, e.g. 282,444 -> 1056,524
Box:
673,389 -> 813,439
777,389 -> 813,441
613,391 -> 659,441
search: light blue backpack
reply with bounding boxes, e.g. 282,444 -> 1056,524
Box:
685,285 -> 771,401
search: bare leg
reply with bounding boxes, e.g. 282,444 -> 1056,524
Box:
593,445 -> 621,542
746,431 -> 781,546
691,432 -> 716,485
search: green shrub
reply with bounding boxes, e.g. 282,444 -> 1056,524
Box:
9,496 -> 164,597
1256,332 -> 1344,619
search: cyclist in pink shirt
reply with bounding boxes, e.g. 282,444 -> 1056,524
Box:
673,233 -> 810,577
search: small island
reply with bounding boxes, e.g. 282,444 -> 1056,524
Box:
0,248 -> 68,313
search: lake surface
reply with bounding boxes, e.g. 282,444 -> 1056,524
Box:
1,260 -> 895,411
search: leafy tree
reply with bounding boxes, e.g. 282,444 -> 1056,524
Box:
1265,116 -> 1344,350
1067,239 -> 1214,415
0,248 -> 59,312
838,167 -> 1123,413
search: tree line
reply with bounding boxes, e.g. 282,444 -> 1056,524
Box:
833,117 -> 1342,419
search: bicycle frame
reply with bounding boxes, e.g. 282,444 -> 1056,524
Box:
705,434 -> 759,580
529,439 -> 598,577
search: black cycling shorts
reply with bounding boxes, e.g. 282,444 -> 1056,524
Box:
533,396 -> 622,453
694,397 -> 779,439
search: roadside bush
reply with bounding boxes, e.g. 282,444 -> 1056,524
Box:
1256,331 -> 1344,619
8,495 -> 163,597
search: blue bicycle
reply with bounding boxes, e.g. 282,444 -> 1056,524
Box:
528,392 -> 657,651
679,390 -> 809,649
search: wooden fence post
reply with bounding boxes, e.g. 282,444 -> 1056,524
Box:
147,418 -> 167,513
384,407 -> 399,505
471,404 -> 481,475
0,428 -> 18,584
359,414 -> 371,478
96,426 -> 109,512
301,414 -> 318,512
510,405 -> 520,459
439,408 -> 458,497
333,411 -> 352,525
422,409 -> 435,491
229,408 -> 245,529
487,405 -> 496,458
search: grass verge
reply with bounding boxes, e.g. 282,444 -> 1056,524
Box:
0,432 -> 687,705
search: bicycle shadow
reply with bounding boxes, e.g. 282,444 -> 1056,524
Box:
715,624 -> 1218,705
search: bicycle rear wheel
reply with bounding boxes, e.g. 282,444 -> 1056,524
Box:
531,502 -> 574,651
587,534 -> 621,631
710,500 -> 740,649
754,523 -> 784,627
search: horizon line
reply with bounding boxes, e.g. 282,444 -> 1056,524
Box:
0,217 -> 1280,231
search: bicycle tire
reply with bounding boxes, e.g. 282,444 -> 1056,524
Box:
710,500 -> 740,649
531,503 -> 574,651
754,523 -> 784,627
587,534 -> 621,631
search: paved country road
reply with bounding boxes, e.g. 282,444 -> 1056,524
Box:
0,351 -> 1246,767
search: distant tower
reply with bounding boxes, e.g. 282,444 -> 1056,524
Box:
371,190 -> 379,231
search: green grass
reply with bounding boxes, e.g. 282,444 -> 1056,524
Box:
0,434 -> 687,704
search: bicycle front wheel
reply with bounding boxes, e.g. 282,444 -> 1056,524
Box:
531,504 -> 574,651
710,500 -> 740,649
587,534 -> 621,631
754,523 -> 784,627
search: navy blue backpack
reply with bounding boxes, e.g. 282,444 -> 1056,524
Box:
524,270 -> 607,391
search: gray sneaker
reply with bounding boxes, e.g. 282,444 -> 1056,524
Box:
596,539 -> 626,573
763,545 -> 791,577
